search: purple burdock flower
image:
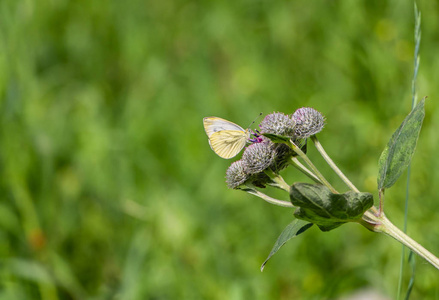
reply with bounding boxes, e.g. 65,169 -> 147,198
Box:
242,142 -> 275,174
226,160 -> 249,189
249,129 -> 266,143
259,112 -> 296,137
291,107 -> 325,138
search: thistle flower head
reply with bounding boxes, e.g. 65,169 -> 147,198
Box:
226,160 -> 249,189
259,112 -> 296,137
291,107 -> 325,138
242,142 -> 275,174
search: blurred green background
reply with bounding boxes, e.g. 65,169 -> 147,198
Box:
1,0 -> 439,299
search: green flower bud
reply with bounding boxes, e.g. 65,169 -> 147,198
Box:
248,172 -> 272,188
271,143 -> 295,172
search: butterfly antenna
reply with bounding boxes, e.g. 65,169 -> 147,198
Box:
247,112 -> 263,129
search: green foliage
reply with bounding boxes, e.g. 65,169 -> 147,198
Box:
290,183 -> 374,231
378,99 -> 425,190
261,220 -> 313,271
262,133 -> 291,143
262,133 -> 307,153
0,0 -> 439,299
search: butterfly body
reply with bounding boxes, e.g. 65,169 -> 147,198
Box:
203,117 -> 250,159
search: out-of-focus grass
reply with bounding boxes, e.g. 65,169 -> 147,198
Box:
0,0 -> 439,299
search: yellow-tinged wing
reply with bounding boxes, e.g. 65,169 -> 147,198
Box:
208,130 -> 249,159
203,116 -> 250,159
203,117 -> 246,137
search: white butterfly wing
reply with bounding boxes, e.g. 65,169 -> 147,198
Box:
208,130 -> 249,159
203,117 -> 246,137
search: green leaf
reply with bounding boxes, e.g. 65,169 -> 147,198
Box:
262,133 -> 291,143
290,183 -> 374,231
261,134 -> 307,154
261,219 -> 313,271
294,208 -> 344,231
377,99 -> 425,190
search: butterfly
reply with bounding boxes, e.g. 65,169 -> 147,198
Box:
203,117 -> 250,159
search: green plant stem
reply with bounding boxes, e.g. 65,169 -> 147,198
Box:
289,157 -> 323,184
264,169 -> 290,192
287,140 -> 337,193
378,189 -> 384,215
361,213 -> 439,271
362,210 -> 380,224
398,4 -> 422,299
309,136 -> 381,217
243,185 -> 294,208
311,136 -> 360,193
